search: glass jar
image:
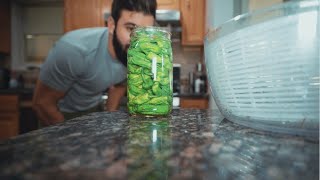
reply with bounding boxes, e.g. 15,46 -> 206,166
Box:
127,26 -> 173,116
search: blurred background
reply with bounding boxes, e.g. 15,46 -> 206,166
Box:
0,0 -> 292,139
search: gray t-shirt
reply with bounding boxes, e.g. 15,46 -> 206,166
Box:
40,27 -> 127,113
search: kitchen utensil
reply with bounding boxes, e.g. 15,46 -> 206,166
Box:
204,0 -> 319,137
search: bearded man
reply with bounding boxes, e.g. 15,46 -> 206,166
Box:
32,0 -> 156,126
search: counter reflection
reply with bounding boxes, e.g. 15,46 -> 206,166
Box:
127,117 -> 172,179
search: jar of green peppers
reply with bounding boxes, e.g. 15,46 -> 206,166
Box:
127,26 -> 173,116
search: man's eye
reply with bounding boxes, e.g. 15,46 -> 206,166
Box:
126,26 -> 135,32
127,26 -> 134,32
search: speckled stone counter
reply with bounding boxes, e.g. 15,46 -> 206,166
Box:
0,109 -> 318,180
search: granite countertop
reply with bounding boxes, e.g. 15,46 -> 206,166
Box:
0,109 -> 318,180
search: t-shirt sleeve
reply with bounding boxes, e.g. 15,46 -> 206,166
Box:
39,41 -> 86,92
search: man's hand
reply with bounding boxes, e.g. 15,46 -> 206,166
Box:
106,84 -> 126,111
32,80 -> 65,126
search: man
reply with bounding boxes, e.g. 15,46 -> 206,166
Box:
32,0 -> 157,126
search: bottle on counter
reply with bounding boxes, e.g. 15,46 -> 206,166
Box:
194,77 -> 202,93
17,74 -> 25,89
188,71 -> 194,93
193,62 -> 207,94
9,71 -> 18,89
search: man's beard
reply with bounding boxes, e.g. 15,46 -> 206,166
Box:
112,28 -> 129,67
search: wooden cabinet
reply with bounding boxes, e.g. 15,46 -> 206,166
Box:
157,0 -> 179,10
249,0 -> 282,11
19,93 -> 39,134
180,0 -> 205,46
180,97 -> 209,109
101,0 -> 180,12
103,0 -> 113,15
64,0 -> 179,32
64,0 -> 111,32
0,0 -> 11,54
0,95 -> 19,141
64,0 -> 206,46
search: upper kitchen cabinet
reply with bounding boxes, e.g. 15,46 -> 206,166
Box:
157,0 -> 179,10
99,0 -> 180,13
64,0 -> 180,32
249,0 -> 283,11
0,0 -> 11,54
103,0 -> 113,14
64,0 -> 111,32
180,0 -> 205,46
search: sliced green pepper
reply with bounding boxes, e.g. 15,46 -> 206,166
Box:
136,104 -> 170,115
133,93 -> 149,105
128,74 -> 143,86
142,74 -> 153,89
139,42 -> 161,54
129,84 -> 145,96
148,96 -> 168,105
152,82 -> 162,96
147,52 -> 162,63
130,56 -> 151,68
128,64 -> 142,74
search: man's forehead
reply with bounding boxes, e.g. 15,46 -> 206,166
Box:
120,10 -> 142,17
118,10 -> 154,25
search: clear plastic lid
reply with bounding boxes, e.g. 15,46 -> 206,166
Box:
131,26 -> 171,40
205,0 -> 319,43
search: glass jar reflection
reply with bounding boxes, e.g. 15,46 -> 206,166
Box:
127,117 -> 172,179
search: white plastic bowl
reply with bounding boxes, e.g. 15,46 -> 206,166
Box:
204,0 -> 319,137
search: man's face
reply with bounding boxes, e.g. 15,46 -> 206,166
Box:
112,10 -> 154,66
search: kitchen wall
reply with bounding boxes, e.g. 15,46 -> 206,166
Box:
248,0 -> 283,11
11,2 -> 63,88
24,6 -> 63,34
24,6 -> 63,65
171,41 -> 203,93
11,2 -> 63,70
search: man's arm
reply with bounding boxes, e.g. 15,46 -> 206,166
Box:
106,84 -> 127,111
32,80 -> 65,126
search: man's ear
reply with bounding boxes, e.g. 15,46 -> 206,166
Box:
107,16 -> 115,35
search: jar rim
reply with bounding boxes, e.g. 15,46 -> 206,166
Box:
131,26 -> 171,38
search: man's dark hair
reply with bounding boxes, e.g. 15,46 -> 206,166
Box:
111,0 -> 157,24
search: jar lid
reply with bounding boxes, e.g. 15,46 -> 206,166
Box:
131,26 -> 171,40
